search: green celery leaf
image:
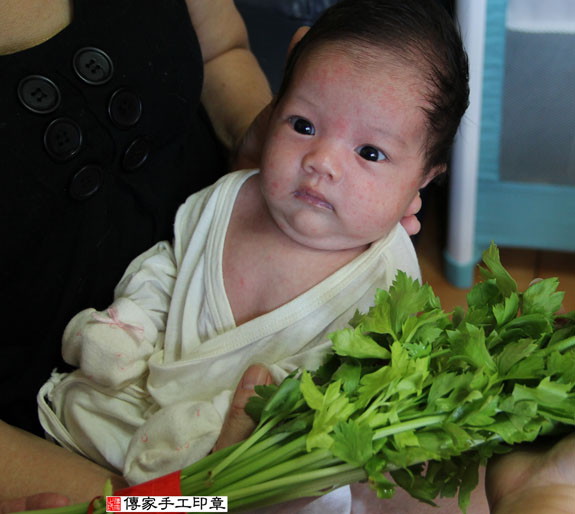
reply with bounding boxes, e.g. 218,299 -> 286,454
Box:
388,274 -> 438,335
478,242 -> 518,297
448,324 -> 496,373
275,415 -> 312,434
401,309 -> 451,352
365,457 -> 397,499
312,352 -> 342,385
347,309 -> 364,328
390,340 -> 412,376
503,355 -> 546,380
486,329 -> 503,351
502,398 -> 538,419
513,378 -> 571,410
466,280 -> 501,310
547,349 -> 575,383
389,468 -> 440,506
492,293 -> 519,327
395,356 -> 431,400
463,305 -> 495,332
457,458 -> 480,514
331,420 -> 374,466
302,373 -> 357,451
259,375 -> 302,423
393,428 -> 419,448
330,327 -> 391,360
522,278 -> 564,318
404,340 -> 433,359
359,298 -> 395,339
452,306 -> 465,327
301,370 -> 325,411
487,415 -> 536,444
382,445 -> 442,471
357,365 -> 399,410
426,459 -> 460,498
427,372 -> 485,416
245,383 -> 279,422
426,372 -> 459,409
443,423 -> 475,451
333,359 -> 362,394
495,339 -> 538,376
461,396 -> 498,427
547,324 -> 575,348
416,430 -> 457,459
499,313 -> 553,342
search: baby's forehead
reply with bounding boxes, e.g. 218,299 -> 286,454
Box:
286,48 -> 432,139
299,40 -> 429,81
296,43 -> 430,96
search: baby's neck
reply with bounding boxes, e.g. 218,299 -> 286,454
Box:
223,174 -> 367,326
0,0 -> 72,55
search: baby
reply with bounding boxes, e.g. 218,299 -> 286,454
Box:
39,0 -> 469,497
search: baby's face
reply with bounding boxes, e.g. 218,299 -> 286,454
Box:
260,46 -> 438,252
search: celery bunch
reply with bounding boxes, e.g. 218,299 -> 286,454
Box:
27,244 -> 575,513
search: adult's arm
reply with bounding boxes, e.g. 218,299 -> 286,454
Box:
0,420 -> 127,505
186,0 -> 272,155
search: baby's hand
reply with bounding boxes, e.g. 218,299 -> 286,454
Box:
62,298 -> 158,388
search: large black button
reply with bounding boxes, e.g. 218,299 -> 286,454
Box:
73,47 -> 114,85
123,137 -> 150,171
69,165 -> 103,200
43,118 -> 83,161
108,88 -> 142,128
18,75 -> 61,114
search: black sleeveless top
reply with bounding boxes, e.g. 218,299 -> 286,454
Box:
0,0 -> 228,434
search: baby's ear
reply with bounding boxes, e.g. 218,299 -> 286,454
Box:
287,26 -> 310,58
421,164 -> 446,188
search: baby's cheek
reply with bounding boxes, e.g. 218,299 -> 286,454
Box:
350,200 -> 384,231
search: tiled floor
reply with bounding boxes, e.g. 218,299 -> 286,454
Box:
415,185 -> 575,314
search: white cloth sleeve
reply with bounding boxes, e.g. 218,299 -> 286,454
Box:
123,389 -> 233,485
62,241 -> 177,389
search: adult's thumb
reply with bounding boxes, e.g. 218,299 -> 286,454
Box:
213,364 -> 272,452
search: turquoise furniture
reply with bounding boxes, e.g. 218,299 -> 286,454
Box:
445,0 -> 575,287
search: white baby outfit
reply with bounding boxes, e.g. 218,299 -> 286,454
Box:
38,169 -> 420,509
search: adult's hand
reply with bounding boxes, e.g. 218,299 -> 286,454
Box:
213,364 -> 273,452
231,102 -> 273,171
212,365 -> 341,513
486,433 -> 575,514
231,26 -> 311,171
0,493 -> 70,514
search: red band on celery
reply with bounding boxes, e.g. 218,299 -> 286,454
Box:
87,496 -> 101,514
115,470 -> 182,496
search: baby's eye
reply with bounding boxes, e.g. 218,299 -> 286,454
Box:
289,116 -> 315,136
356,145 -> 387,162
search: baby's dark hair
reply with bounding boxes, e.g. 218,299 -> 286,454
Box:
276,0 -> 469,174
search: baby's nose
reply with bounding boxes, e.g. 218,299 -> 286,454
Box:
302,140 -> 343,181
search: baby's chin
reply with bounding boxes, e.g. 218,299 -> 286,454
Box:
282,229 -> 373,255
271,209 -> 384,253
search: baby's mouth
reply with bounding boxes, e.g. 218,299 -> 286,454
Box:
293,189 -> 334,211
